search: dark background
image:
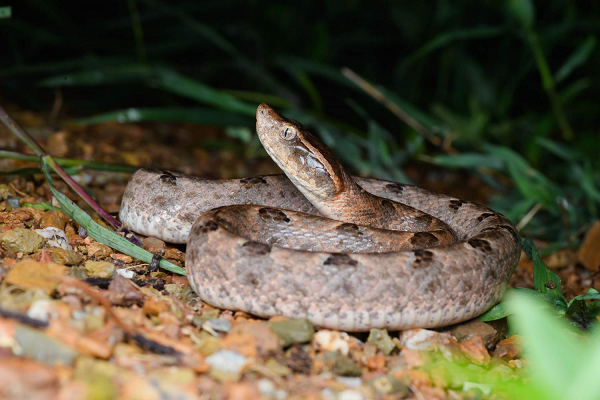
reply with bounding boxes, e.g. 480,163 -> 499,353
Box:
0,0 -> 598,245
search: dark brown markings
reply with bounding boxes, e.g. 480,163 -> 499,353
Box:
413,214 -> 434,227
485,267 -> 498,281
499,224 -> 520,242
242,241 -> 272,255
199,220 -> 218,233
258,207 -> 291,223
380,199 -> 396,213
448,199 -> 466,211
477,212 -> 495,222
385,183 -> 406,193
336,223 -> 362,235
468,238 -> 493,252
215,216 -> 233,230
159,171 -> 178,185
409,232 -> 439,247
545,281 -> 556,290
413,249 -> 434,268
324,253 -> 358,267
240,176 -> 268,185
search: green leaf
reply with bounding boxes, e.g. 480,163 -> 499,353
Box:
508,0 -> 535,29
521,236 -> 564,300
509,292 -> 600,400
73,107 -> 253,127
429,153 -> 504,170
478,287 -> 564,321
0,6 -> 11,18
40,161 -> 186,276
402,26 -> 505,66
555,35 -> 597,83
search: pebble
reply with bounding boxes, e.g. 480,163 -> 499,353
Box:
116,268 -> 135,279
367,329 -> 395,355
35,227 -> 72,250
204,318 -> 232,333
368,376 -> 408,397
258,378 -> 288,400
39,211 -> 69,231
331,353 -> 362,377
15,324 -> 78,366
268,318 -> 314,347
0,228 -> 45,254
336,377 -> 363,388
398,328 -> 454,351
450,320 -> 500,350
337,389 -> 364,400
7,197 -> 20,209
41,248 -> 83,266
313,330 -> 351,355
493,335 -> 521,360
0,184 -> 11,201
84,260 -> 115,278
205,349 -> 247,374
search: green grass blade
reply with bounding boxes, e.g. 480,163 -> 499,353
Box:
521,236 -> 564,300
555,35 -> 596,83
73,107 -> 254,126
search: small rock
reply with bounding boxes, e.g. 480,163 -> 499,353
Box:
398,328 -> 454,351
205,349 -> 247,374
116,269 -> 135,279
112,253 -> 133,264
86,241 -> 113,258
142,237 -> 166,253
268,318 -> 314,347
313,330 -> 351,356
204,318 -> 232,333
0,228 -> 45,254
368,376 -> 409,397
458,336 -> 490,365
257,378 -> 288,400
450,320 -> 500,350
367,329 -> 395,355
336,376 -> 362,388
40,248 -> 82,266
39,211 -> 69,231
85,260 -> 115,278
265,358 -> 291,377
16,324 -> 78,366
7,197 -> 20,209
0,184 -> 11,201
35,227 -> 71,250
192,309 -> 220,327
108,274 -> 143,302
493,335 -> 521,360
331,353 -> 362,377
46,130 -> 70,157
364,353 -> 386,371
4,259 -> 66,294
224,321 -> 281,357
337,389 -> 364,400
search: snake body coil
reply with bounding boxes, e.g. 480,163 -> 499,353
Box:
120,104 -> 520,331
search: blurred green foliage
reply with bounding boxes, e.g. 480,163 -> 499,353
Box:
0,0 -> 598,245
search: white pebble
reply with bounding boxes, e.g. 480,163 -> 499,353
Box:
338,389 -> 364,400
336,377 -> 363,388
205,349 -> 247,374
35,227 -> 72,250
116,269 -> 135,279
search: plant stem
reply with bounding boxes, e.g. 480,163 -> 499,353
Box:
526,30 -> 574,141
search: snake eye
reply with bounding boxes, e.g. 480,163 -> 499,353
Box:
281,127 -> 296,141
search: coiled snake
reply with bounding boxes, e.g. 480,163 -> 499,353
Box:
119,104 -> 520,331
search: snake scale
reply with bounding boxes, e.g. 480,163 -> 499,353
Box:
119,104 -> 520,331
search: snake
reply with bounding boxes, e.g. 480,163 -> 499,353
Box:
119,104 -> 520,332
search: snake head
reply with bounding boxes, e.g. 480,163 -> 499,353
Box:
256,103 -> 348,202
